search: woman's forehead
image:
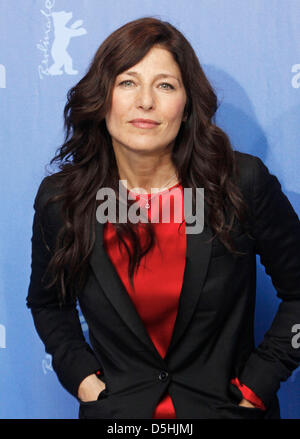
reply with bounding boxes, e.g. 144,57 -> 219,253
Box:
117,47 -> 182,78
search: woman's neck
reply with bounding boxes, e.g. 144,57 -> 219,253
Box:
114,150 -> 178,193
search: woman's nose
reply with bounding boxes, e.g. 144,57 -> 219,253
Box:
136,86 -> 155,110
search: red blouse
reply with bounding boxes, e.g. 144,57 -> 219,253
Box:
102,182 -> 266,418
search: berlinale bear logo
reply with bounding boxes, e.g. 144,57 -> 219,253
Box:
37,0 -> 87,78
48,11 -> 87,76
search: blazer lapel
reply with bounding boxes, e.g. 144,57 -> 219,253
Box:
89,218 -> 212,363
89,220 -> 166,364
165,223 -> 212,359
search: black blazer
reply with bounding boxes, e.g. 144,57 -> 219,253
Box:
26,151 -> 300,419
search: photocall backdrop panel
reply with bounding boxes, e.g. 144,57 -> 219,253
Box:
0,0 -> 299,419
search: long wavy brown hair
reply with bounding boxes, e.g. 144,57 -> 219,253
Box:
40,17 -> 251,304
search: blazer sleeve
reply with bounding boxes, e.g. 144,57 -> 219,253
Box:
238,156 -> 300,408
26,177 -> 102,398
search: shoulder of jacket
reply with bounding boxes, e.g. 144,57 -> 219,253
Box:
233,150 -> 265,193
233,150 -> 261,171
234,149 -> 273,182
34,172 -> 63,205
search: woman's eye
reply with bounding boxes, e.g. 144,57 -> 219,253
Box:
119,80 -> 134,87
159,82 -> 175,90
118,80 -> 175,90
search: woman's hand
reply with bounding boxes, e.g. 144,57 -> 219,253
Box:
238,398 -> 257,408
78,373 -> 106,402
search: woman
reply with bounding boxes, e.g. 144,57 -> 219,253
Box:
26,17 -> 300,419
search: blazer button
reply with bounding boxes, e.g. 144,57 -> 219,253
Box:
158,371 -> 169,382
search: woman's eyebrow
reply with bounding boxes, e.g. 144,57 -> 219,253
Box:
121,71 -> 182,85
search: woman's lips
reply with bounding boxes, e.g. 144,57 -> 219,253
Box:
129,119 -> 160,129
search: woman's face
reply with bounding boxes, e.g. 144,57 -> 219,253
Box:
105,46 -> 187,155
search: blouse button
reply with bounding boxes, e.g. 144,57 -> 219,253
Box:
158,371 -> 169,382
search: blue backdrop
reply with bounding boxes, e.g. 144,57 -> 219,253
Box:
0,0 -> 299,419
